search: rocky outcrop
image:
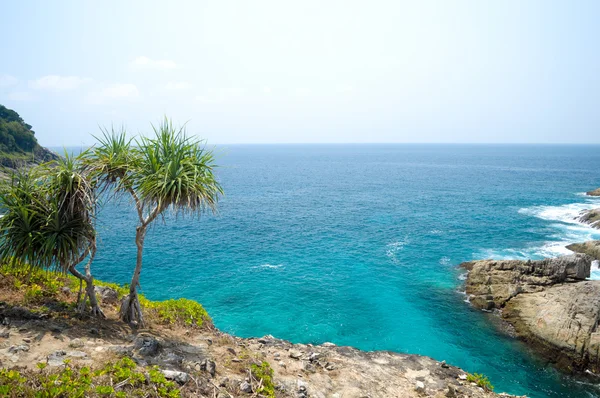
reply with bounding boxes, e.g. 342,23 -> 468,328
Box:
578,208 -> 600,229
462,254 -> 600,373
587,188 -> 600,197
503,281 -> 600,373
461,254 -> 591,310
567,240 -> 600,261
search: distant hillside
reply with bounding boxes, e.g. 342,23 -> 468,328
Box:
0,104 -> 58,174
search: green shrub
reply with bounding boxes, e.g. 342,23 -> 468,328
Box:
250,361 -> 276,398
143,297 -> 211,328
467,372 -> 494,391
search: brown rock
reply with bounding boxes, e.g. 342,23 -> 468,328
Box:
503,281 -> 600,373
461,254 -> 591,310
577,208 -> 600,229
586,188 -> 600,197
567,241 -> 600,261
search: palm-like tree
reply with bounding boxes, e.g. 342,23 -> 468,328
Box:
0,153 -> 103,316
84,119 -> 222,325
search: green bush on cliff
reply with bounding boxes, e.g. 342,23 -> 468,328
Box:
467,372 -> 494,391
142,297 -> 212,328
250,361 -> 276,398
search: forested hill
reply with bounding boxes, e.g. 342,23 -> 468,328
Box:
0,104 -> 58,171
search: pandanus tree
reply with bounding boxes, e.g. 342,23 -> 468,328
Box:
0,153 -> 104,316
84,119 -> 222,325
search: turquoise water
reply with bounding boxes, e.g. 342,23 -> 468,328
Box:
88,144 -> 600,397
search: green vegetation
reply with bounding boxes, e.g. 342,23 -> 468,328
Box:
250,361 -> 276,398
0,357 -> 181,397
0,104 -> 38,155
83,119 -> 222,325
0,259 -> 212,329
467,372 -> 494,391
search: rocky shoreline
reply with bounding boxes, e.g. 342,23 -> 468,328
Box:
461,253 -> 600,374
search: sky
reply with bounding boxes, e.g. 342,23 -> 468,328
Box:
0,1 -> 599,146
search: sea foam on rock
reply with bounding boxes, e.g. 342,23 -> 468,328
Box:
462,252 -> 600,373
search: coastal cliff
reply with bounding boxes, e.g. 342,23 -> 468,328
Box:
0,267 -> 517,398
461,254 -> 600,374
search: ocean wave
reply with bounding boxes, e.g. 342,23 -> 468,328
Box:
251,263 -> 284,270
439,256 -> 451,266
479,197 -> 600,261
518,202 -> 599,226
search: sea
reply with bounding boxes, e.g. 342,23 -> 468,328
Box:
63,144 -> 600,397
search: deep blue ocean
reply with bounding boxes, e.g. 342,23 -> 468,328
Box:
79,144 -> 600,397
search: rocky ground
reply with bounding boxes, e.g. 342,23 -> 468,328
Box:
461,253 -> 600,374
0,274 -> 517,397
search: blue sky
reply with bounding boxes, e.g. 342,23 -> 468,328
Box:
0,1 -> 598,145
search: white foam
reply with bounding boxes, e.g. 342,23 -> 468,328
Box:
589,260 -> 600,281
480,198 -> 600,261
386,239 -> 409,264
458,272 -> 468,281
439,256 -> 451,266
251,263 -> 284,270
518,202 -> 599,226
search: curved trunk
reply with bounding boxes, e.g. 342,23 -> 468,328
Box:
68,262 -> 104,318
119,225 -> 146,325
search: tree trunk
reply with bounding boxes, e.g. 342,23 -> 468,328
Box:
119,225 -> 146,325
69,264 -> 104,318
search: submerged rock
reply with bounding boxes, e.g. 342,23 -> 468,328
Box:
567,240 -> 600,261
586,188 -> 600,196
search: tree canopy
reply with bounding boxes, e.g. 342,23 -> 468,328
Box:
0,104 -> 39,154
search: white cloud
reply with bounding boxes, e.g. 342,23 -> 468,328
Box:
86,83 -> 140,104
29,75 -> 89,91
7,91 -> 34,101
131,56 -> 177,70
0,75 -> 18,87
262,86 -> 272,94
164,81 -> 190,90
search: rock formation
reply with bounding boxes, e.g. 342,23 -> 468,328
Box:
587,188 -> 600,197
567,240 -> 600,261
578,208 -> 600,229
461,253 -> 600,373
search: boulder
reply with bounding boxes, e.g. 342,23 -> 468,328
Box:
503,281 -> 600,373
461,254 -> 591,310
586,188 -> 600,197
133,334 -> 160,357
577,208 -> 600,229
94,286 -> 119,305
567,241 -> 600,261
161,369 -> 190,384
